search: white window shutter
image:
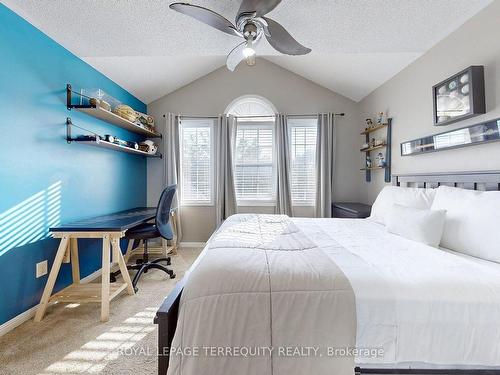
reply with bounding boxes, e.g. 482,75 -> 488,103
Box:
179,119 -> 214,205
234,122 -> 275,203
289,119 -> 317,206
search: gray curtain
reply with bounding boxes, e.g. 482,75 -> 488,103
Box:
275,114 -> 293,215
215,114 -> 237,227
315,113 -> 336,218
164,113 -> 182,239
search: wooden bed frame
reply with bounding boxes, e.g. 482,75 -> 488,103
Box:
154,170 -> 500,375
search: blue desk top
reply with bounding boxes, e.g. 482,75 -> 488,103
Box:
50,207 -> 157,232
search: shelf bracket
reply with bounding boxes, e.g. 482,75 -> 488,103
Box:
66,117 -> 73,143
67,83 -> 96,110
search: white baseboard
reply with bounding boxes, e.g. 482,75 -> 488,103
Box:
0,267 -> 102,337
0,304 -> 39,337
179,242 -> 206,248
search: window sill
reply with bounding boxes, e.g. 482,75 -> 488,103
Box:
180,202 -> 214,207
237,201 -> 276,207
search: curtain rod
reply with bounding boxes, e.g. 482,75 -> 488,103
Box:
164,113 -> 345,118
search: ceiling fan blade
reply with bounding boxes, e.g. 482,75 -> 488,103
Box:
237,0 -> 281,20
226,42 -> 246,71
263,17 -> 311,55
170,2 -> 241,37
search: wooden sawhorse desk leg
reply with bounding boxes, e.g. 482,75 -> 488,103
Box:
34,236 -> 70,322
111,236 -> 135,295
35,233 -> 136,323
102,235 -> 136,321
101,235 -> 111,322
70,238 -> 80,284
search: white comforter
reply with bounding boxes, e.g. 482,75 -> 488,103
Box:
169,215 -> 500,374
296,217 -> 500,368
168,214 -> 356,375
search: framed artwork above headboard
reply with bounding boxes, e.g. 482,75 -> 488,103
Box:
432,65 -> 485,126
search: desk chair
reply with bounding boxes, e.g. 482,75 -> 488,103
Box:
113,185 -> 177,291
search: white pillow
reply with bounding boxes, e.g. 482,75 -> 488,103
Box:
385,204 -> 447,247
369,186 -> 437,225
431,186 -> 500,263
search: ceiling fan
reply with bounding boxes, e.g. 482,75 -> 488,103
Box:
169,0 -> 311,71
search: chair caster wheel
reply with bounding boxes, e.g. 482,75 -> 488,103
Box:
167,258 -> 171,266
134,287 -> 139,293
110,274 -> 117,283
169,273 -> 176,279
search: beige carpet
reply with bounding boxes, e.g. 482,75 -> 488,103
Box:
0,248 -> 202,375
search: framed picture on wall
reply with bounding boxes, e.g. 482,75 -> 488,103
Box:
432,65 -> 485,126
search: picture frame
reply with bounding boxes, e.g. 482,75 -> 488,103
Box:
432,65 -> 485,126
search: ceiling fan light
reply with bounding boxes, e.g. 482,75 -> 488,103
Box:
242,46 -> 256,58
245,54 -> 256,66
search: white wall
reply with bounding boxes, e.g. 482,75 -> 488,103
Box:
359,0 -> 500,203
148,59 -> 362,241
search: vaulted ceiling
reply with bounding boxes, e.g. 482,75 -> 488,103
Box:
4,0 -> 491,104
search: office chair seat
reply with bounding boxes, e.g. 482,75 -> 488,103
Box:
124,223 -> 173,240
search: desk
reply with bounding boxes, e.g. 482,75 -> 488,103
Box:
35,207 -> 177,322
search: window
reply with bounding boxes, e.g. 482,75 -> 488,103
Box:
179,119 -> 214,205
227,95 -> 277,205
226,95 -> 276,117
234,120 -> 276,203
288,118 -> 318,206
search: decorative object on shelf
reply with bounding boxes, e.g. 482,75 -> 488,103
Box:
103,134 -> 115,143
376,152 -> 386,167
365,118 -> 373,132
432,65 -> 485,126
75,135 -> 100,142
361,117 -> 392,182
67,84 -> 162,138
376,112 -> 388,125
113,104 -> 139,123
401,117 -> 500,156
136,111 -> 155,130
140,140 -> 158,155
365,155 -> 372,168
81,88 -> 120,111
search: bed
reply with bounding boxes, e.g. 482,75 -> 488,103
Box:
154,171 -> 500,375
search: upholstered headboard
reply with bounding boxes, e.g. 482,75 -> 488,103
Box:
392,171 -> 500,191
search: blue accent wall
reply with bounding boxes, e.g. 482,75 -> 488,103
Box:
0,5 -> 147,325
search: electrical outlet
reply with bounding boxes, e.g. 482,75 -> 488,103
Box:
36,260 -> 48,278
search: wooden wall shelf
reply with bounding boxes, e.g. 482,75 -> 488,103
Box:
360,123 -> 388,135
360,144 -> 386,152
74,138 -> 162,158
65,118 -> 162,158
360,166 -> 386,171
66,84 -> 161,138
362,118 -> 392,183
76,105 -> 162,138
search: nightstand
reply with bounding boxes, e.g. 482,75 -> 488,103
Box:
332,202 -> 372,219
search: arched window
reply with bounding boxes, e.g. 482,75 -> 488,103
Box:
226,96 -> 277,204
225,95 -> 277,117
